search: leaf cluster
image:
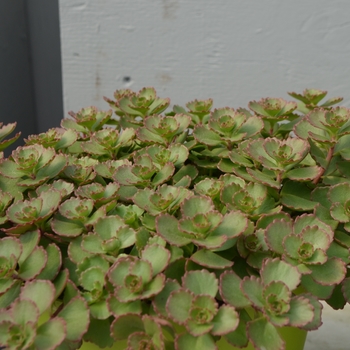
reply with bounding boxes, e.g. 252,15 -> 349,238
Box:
0,87 -> 349,350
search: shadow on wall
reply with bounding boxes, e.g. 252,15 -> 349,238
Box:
0,0 -> 63,154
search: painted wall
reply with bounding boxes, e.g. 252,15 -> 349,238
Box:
59,0 -> 350,116
58,2 -> 350,348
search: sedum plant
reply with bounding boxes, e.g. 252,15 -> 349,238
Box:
0,87 -> 349,350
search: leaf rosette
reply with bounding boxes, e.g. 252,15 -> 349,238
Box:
157,196 -> 248,249
0,145 -> 67,187
5,189 -> 61,234
161,270 -> 239,349
294,108 -> 350,145
62,106 -> 113,134
25,127 -> 78,151
0,122 -> 21,152
82,128 -> 136,159
0,280 -> 89,350
133,185 -> 192,216
194,108 -> 263,147
75,182 -> 120,208
62,156 -> 98,185
136,114 -> 191,146
248,98 -> 297,119
111,314 -> 173,350
221,181 -> 278,218
114,154 -> 174,188
220,258 -> 322,348
264,214 -> 347,290
135,143 -> 189,169
81,215 -> 136,259
288,88 -> 343,112
106,87 -> 170,126
108,247 -> 169,302
52,197 -> 106,237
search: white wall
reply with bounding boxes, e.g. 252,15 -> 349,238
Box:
58,1 -> 350,348
59,0 -> 350,116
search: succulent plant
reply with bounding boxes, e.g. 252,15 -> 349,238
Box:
0,87 -> 349,350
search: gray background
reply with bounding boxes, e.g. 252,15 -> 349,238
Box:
0,0 -> 63,150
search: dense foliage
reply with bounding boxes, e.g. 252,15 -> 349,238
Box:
0,87 -> 349,350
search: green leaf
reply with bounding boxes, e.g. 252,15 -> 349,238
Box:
220,271 -> 251,308
247,318 -> 284,350
57,296 -> 89,341
247,168 -> 280,189
20,280 -> 56,314
285,297 -> 314,327
83,317 -> 115,348
222,309 -> 250,348
151,162 -> 175,186
156,214 -> 191,246
0,236 -> 22,262
182,270 -> 218,297
0,280 -> 21,309
301,274 -> 334,299
53,269 -> 69,300
141,244 -> 170,276
286,166 -> 322,181
89,299 -> 110,320
212,210 -> 248,239
241,277 -> 265,308
261,258 -> 301,291
153,279 -> 181,317
281,181 -> 316,211
35,318 -> 66,350
211,305 -> 239,335
190,249 -> 233,269
309,258 -> 346,285
68,236 -> 93,265
110,314 -> 144,340
17,230 -> 40,265
108,295 -> 142,317
79,266 -> 105,292
52,214 -> 86,237
166,290 -> 192,323
265,219 -> 293,254
176,333 -> 216,350
12,298 -> 39,325
343,277 -> 350,302
36,243 -> 62,280
193,125 -> 223,146
18,246 -> 47,280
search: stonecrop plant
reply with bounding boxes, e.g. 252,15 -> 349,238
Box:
0,87 -> 349,350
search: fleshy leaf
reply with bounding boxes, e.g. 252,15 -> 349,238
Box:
19,280 -> 56,314
182,270 -> 218,297
175,333 -> 216,350
57,296 -> 89,341
190,249 -> 233,269
260,258 -> 301,291
309,258 -> 346,285
247,318 -> 284,350
220,271 -> 251,308
35,317 -> 66,350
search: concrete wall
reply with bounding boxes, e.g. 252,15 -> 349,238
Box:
59,0 -> 350,116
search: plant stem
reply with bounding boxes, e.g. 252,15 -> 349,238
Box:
312,145 -> 334,185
